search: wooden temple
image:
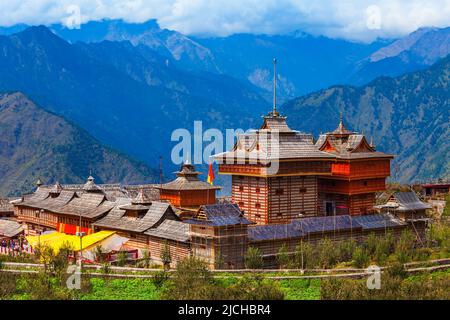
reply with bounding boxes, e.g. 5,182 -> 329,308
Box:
214,109 -> 335,224
315,115 -> 394,216
14,176 -> 116,235
93,190 -> 190,265
5,59 -> 424,270
157,161 -> 220,208
214,109 -> 393,224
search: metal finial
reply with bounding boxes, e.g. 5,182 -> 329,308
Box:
273,58 -> 278,116
184,152 -> 191,165
340,112 -> 343,123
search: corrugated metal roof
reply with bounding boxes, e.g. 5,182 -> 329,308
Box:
352,213 -> 407,229
0,219 -> 23,238
393,192 -> 432,211
248,214 -> 406,241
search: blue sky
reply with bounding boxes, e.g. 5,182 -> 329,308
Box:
1,0 -> 449,41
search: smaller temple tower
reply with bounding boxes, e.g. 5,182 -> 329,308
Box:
119,189 -> 153,218
157,161 -> 220,208
315,115 -> 394,215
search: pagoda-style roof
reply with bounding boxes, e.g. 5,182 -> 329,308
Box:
157,162 -> 220,191
316,117 -> 393,160
49,181 -> 63,194
214,112 -> 334,163
118,189 -> 153,211
15,176 -> 116,219
260,113 -> 293,133
331,115 -> 355,136
83,175 -> 103,192
94,200 -> 179,233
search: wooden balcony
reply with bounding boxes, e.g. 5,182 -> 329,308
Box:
331,159 -> 391,179
318,178 -> 386,195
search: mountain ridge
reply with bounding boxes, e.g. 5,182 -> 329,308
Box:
0,25 -> 266,169
281,55 -> 450,182
0,92 -> 159,196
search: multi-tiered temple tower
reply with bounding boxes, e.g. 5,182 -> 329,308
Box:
214,60 -> 393,224
315,116 -> 393,215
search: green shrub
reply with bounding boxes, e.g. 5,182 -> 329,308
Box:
0,272 -> 18,298
364,233 -> 378,257
94,245 -> 105,263
443,194 -> 450,217
117,251 -> 128,267
427,222 -> 450,248
321,272 -> 450,300
414,247 -> 433,261
245,247 -> 264,269
387,262 -> 407,279
140,249 -> 151,268
152,271 -> 170,289
337,239 -> 357,263
352,247 -> 369,268
294,242 -> 316,269
374,237 -> 392,264
317,238 -> 337,268
161,257 -> 218,300
214,250 -> 225,269
277,244 -> 291,269
160,241 -> 172,270
226,274 -> 285,300
101,262 -> 111,274
395,229 -> 415,263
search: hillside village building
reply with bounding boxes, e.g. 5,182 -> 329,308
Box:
9,107 -> 430,268
375,191 -> 431,244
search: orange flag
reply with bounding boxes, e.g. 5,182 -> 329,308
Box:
207,162 -> 215,185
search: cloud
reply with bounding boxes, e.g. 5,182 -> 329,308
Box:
0,0 -> 449,42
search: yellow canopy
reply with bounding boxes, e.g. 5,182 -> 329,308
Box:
26,230 -> 115,253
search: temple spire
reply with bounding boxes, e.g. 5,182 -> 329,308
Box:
331,112 -> 354,136
272,58 -> 279,117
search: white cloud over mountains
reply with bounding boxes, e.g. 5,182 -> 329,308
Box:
1,0 -> 449,42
